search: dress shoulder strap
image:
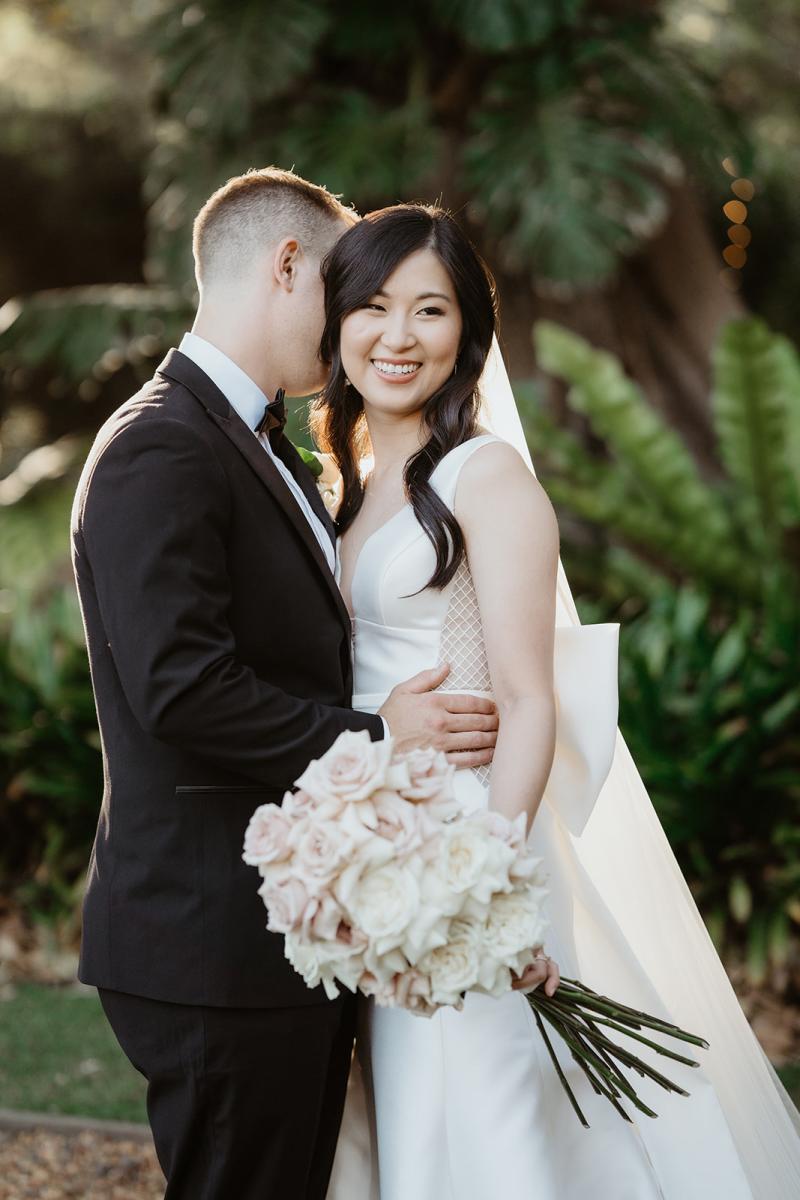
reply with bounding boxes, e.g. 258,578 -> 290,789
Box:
430,433 -> 504,509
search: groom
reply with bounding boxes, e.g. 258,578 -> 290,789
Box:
70,167 -> 499,1200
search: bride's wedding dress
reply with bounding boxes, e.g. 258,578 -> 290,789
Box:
328,433 -> 758,1199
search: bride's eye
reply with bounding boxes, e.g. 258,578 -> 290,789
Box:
418,306 -> 444,316
364,302 -> 385,312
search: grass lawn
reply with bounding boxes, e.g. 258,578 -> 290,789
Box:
0,983 -> 147,1123
1,983 -> 799,1124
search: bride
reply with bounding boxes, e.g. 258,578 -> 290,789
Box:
312,203 -> 800,1198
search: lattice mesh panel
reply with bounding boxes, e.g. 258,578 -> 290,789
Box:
435,559 -> 493,786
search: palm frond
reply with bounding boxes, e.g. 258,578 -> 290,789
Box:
712,317 -> 800,539
0,285 -> 187,382
463,75 -> 673,291
532,320 -> 747,583
433,0 -> 584,52
150,0 -> 329,139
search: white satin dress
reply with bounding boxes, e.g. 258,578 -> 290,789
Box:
327,434 -> 754,1200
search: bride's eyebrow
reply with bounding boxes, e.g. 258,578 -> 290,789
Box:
373,289 -> 451,302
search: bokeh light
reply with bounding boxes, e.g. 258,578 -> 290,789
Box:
731,179 -> 755,201
723,199 -> 748,224
728,225 -> 752,248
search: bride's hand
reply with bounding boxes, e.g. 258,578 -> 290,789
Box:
378,662 -> 499,768
511,952 -> 560,997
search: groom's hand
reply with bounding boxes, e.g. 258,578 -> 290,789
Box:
378,663 -> 498,767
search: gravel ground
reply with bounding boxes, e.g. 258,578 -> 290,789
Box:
0,1128 -> 164,1200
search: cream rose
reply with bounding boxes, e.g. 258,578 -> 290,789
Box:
484,888 -> 548,959
349,863 -> 420,952
296,729 -> 392,804
242,804 -> 292,867
437,825 -> 490,893
419,919 -> 482,1007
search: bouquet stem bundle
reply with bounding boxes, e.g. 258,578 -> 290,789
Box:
526,976 -> 709,1127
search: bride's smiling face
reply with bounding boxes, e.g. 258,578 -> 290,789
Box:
339,248 -> 463,417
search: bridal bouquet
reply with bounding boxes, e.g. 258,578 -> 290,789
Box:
245,730 -> 710,1127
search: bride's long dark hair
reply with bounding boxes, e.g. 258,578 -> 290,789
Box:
310,204 -> 498,590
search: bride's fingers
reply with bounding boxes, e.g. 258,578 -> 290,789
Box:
544,960 -> 560,997
510,956 -> 561,995
510,961 -> 548,992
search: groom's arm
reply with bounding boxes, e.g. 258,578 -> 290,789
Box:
74,415 -> 383,789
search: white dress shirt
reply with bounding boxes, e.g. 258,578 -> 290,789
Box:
179,332 -> 335,574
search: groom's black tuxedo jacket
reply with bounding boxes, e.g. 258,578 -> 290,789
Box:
71,349 -> 382,1008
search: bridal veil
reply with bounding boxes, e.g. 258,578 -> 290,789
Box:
478,335 -> 800,1197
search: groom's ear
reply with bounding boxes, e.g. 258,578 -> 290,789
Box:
273,236 -> 302,292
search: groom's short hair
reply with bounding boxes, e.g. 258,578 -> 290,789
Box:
192,166 -> 356,288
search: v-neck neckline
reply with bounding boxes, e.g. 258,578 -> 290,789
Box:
338,501 -> 411,618
336,433 -> 495,618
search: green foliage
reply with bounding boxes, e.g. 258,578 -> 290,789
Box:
463,73 -> 673,289
433,0 -> 585,52
530,316 -> 800,979
135,0 -> 741,294
532,318 -> 800,600
0,592 -> 103,924
0,286 -> 188,384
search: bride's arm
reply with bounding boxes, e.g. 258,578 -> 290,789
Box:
455,441 -> 560,832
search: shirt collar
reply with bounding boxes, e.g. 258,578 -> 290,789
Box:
179,331 -> 268,432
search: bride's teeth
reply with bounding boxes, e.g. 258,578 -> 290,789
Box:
373,361 -> 420,376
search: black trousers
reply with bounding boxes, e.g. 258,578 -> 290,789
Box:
98,988 -> 357,1200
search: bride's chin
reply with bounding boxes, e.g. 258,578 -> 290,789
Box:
361,394 -> 429,420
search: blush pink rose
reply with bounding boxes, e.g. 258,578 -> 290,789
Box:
281,789 -> 319,821
300,892 -> 344,942
260,876 -> 311,934
398,746 -> 454,803
296,730 -> 392,804
293,820 -> 352,894
242,804 -> 292,866
373,790 -> 423,858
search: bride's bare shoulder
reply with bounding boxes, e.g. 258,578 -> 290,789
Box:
456,437 -> 559,546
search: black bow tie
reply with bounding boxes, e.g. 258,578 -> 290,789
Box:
255,388 -> 287,442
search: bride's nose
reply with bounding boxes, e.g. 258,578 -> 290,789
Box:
379,313 -> 417,353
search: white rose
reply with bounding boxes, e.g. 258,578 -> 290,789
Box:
484,888 -> 549,960
285,935 -> 324,990
348,863 -> 420,954
437,825 -> 489,893
440,816 -> 518,904
418,919 -> 482,1007
296,729 -> 392,804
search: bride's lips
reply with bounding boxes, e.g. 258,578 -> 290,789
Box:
370,358 -> 422,384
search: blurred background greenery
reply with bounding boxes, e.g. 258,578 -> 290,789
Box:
0,0 -> 798,1063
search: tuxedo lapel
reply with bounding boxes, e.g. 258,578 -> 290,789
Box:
156,350 -> 351,637
273,435 -> 336,547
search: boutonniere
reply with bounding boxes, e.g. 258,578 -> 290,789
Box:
294,445 -> 343,517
